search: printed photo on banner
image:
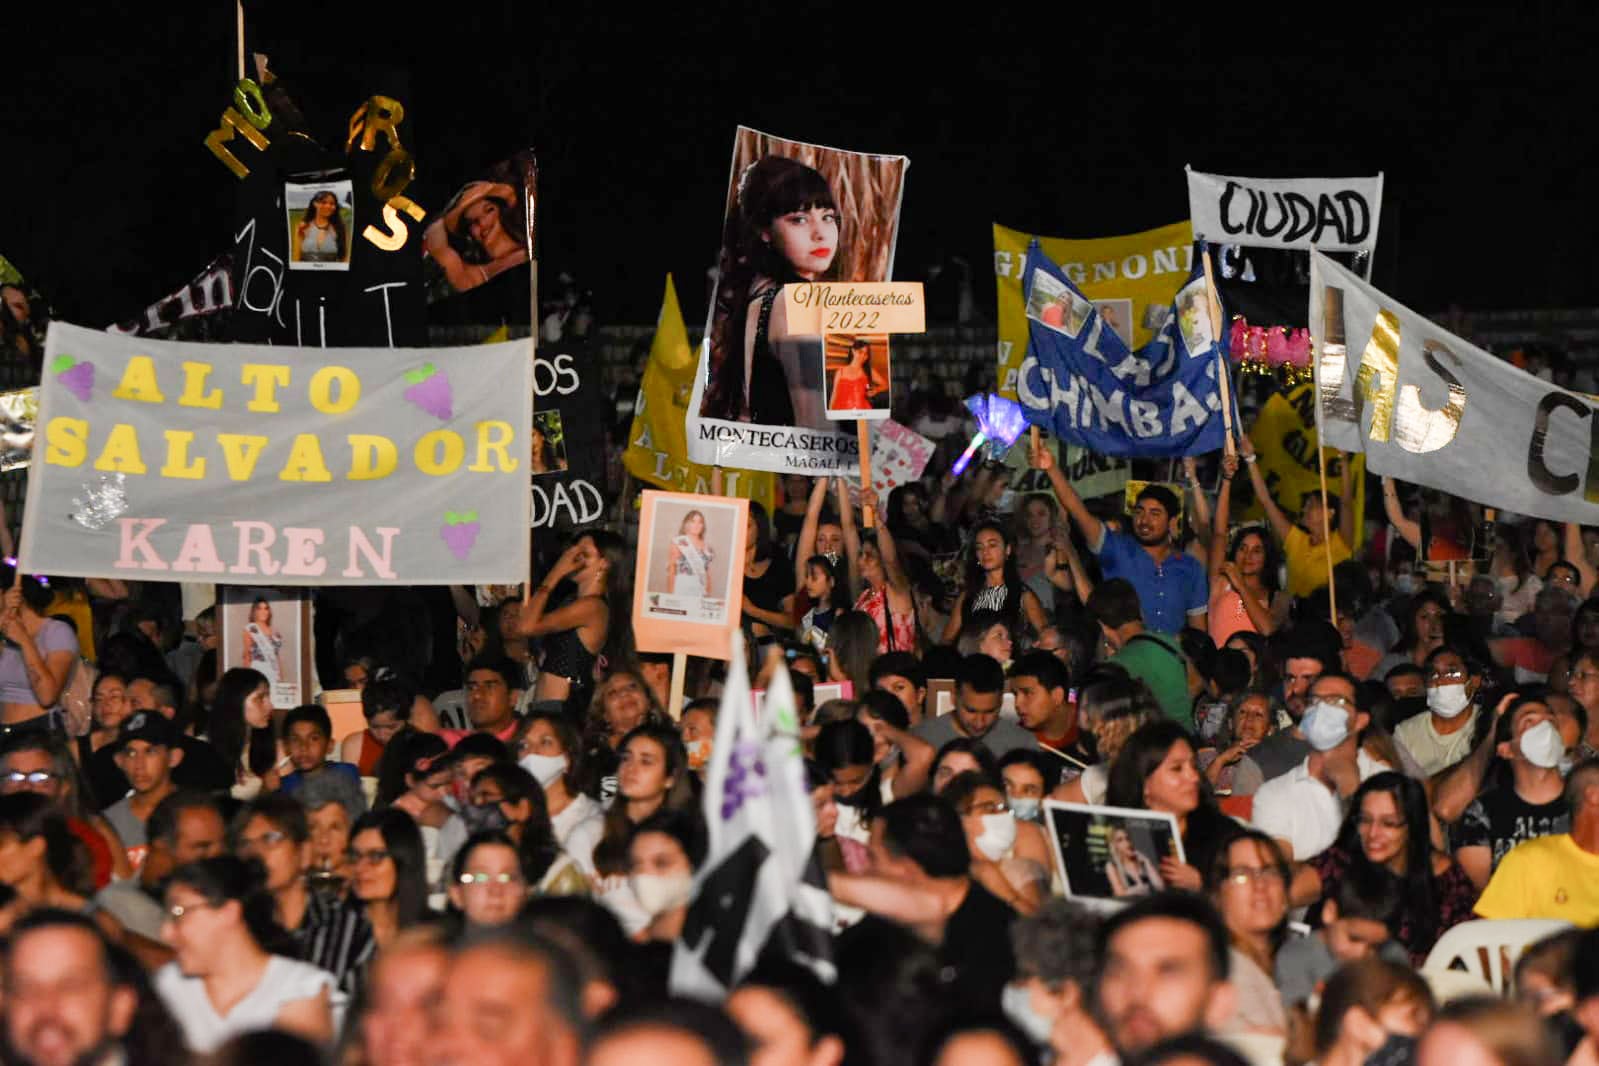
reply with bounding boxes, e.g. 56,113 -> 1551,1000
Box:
529,410 -> 568,478
1042,801 -> 1184,904
285,180 -> 354,271
633,490 -> 749,660
217,586 -> 311,710
422,153 -> 535,302
0,388 -> 36,472
688,126 -> 908,474
823,334 -> 891,421
1025,271 -> 1093,338
1095,299 -> 1134,347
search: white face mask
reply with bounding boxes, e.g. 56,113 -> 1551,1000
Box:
1009,797 -> 1042,822
1519,720 -> 1566,770
684,740 -> 709,769
1001,982 -> 1055,1046
1300,700 -> 1351,752
975,811 -> 1018,861
630,872 -> 694,917
518,752 -> 568,789
1427,683 -> 1471,719
1394,573 -> 1416,594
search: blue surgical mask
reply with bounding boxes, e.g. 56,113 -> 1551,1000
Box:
1009,797 -> 1042,822
1300,700 -> 1351,751
460,801 -> 508,833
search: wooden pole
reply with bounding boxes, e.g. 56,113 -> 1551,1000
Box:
667,651 -> 687,721
1314,287 -> 1340,627
1201,247 -> 1236,457
857,421 -> 874,528
711,467 -> 724,497
236,1 -> 246,82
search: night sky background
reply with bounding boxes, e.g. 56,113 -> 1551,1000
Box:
3,5 -> 1596,331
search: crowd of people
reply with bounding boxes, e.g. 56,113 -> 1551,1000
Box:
0,372 -> 1598,1066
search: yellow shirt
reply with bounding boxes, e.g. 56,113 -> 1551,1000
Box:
1474,834 -> 1599,926
1284,525 -> 1351,599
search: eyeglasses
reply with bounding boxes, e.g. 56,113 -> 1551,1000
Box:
1311,694 -> 1356,711
2,771 -> 53,786
458,872 -> 524,886
347,848 -> 392,866
236,831 -> 288,851
166,901 -> 213,921
1224,866 -> 1286,887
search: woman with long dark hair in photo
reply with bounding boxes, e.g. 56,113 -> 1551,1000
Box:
703,155 -> 842,426
509,529 -> 633,710
208,668 -> 285,801
294,191 -> 346,265
422,180 -> 529,292
941,521 -> 1048,645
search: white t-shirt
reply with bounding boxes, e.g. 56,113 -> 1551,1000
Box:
1250,760 -> 1343,861
156,955 -> 341,1054
551,793 -> 604,877
1393,710 -> 1477,777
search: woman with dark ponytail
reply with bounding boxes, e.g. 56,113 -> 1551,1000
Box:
154,855 -> 340,1054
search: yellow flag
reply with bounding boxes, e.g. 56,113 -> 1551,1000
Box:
624,276 -> 776,510
1245,382 -> 1365,549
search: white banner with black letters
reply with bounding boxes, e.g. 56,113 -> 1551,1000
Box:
1186,167 -> 1383,255
1311,251 -> 1599,523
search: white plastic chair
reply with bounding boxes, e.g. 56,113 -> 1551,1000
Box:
432,688 -> 468,731
1422,918 -> 1573,994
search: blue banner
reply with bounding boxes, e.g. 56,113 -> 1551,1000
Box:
1016,241 -> 1229,457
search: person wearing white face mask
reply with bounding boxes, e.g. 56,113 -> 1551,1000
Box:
944,772 -> 1050,915
1393,647 -> 1483,777
1252,671 -> 1374,862
627,808 -> 705,977
1476,757 -> 1599,925
1002,900 -> 1115,1066
1453,692 -> 1572,891
512,711 -> 603,878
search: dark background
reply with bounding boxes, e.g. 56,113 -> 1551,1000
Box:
2,5 -> 1594,330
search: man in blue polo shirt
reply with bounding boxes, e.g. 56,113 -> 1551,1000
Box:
1032,440 -> 1207,634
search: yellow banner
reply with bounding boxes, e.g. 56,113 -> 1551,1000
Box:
1246,382 -> 1365,549
994,220 -> 1194,400
624,276 -> 775,510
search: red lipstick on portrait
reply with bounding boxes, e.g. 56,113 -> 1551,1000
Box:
810,248 -> 832,258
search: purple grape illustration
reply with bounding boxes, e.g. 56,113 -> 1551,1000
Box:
721,740 -> 767,820
51,355 -> 95,402
440,510 -> 480,560
403,363 -> 453,420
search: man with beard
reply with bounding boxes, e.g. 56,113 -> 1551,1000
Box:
1092,892 -> 1234,1059
1033,442 -> 1205,635
3,909 -> 184,1066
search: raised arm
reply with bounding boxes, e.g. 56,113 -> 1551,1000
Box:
867,501 -> 911,594
1238,435 -> 1293,545
1030,435 -> 1103,547
836,478 -> 861,598
795,478 -> 829,589
1210,453 -> 1239,579
1337,454 -> 1358,548
509,544 -> 603,638
1381,477 -> 1422,550
1566,522 -> 1597,598
1184,457 -> 1212,540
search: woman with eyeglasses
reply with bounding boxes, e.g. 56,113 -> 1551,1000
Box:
445,830 -> 530,933
1290,772 -> 1475,964
1207,828 -> 1291,1040
156,855 -> 339,1053
942,771 -> 1048,915
345,810 -> 430,960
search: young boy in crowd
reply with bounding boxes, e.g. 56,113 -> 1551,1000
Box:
1275,862 -> 1410,1010
280,705 -> 366,815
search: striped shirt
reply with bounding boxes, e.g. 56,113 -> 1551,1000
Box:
970,584 -> 1008,614
293,895 -> 375,999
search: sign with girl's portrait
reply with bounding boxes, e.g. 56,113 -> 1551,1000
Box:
218,586 -> 313,710
633,490 -> 748,660
285,179 -> 355,271
823,334 -> 892,421
688,127 -> 909,474
1042,801 -> 1184,906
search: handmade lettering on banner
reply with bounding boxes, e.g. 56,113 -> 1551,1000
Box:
1186,167 -> 1383,255
994,221 -> 1193,401
1310,251 -> 1599,524
23,323 -> 531,584
108,254 -> 236,342
625,276 -> 775,510
687,126 -> 909,474
1015,242 -> 1229,458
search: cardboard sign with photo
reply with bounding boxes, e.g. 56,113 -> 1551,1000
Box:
285,179 -> 355,271
218,586 -> 313,710
688,127 -> 909,474
1042,800 -> 1184,907
823,334 -> 891,421
633,490 -> 749,660
529,410 -> 569,479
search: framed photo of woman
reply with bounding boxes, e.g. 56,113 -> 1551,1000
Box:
1042,800 -> 1184,908
284,179 -> 355,272
217,587 -> 313,709
633,490 -> 748,660
823,334 -> 892,421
